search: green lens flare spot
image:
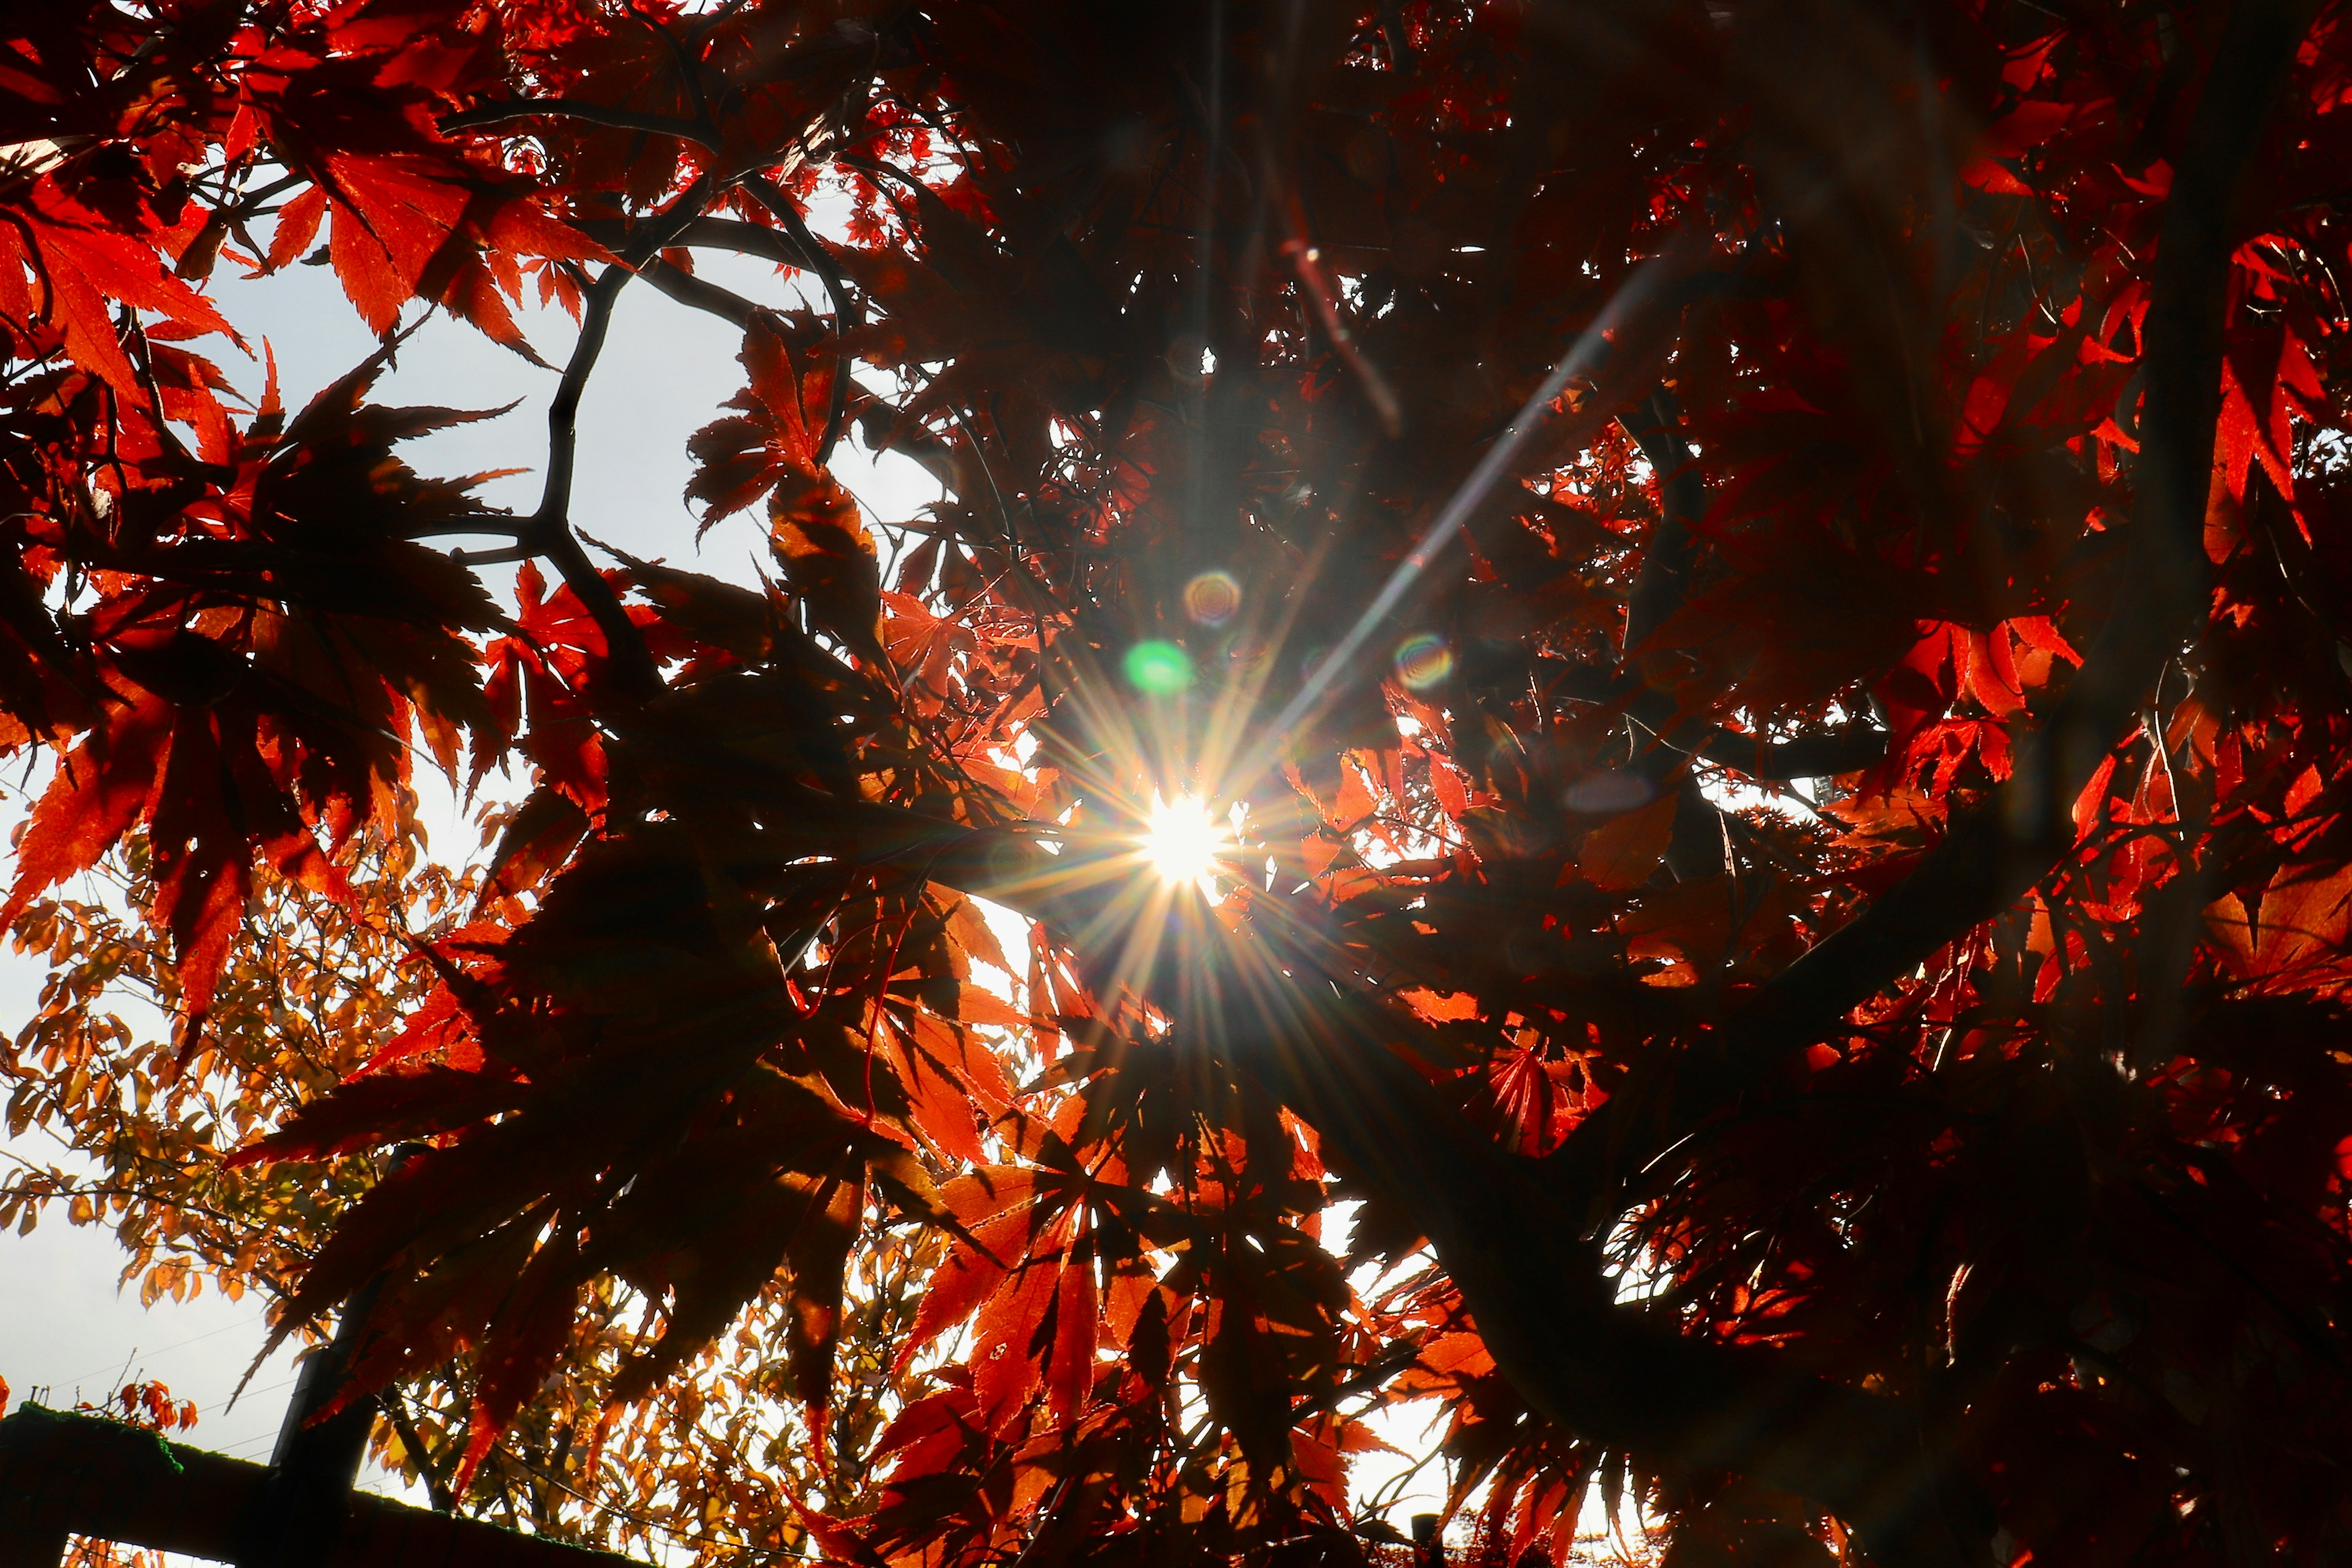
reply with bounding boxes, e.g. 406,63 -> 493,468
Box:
1125,639 -> 1193,694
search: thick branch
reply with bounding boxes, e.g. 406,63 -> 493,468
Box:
380,1393 -> 456,1513
791,799 -> 1983,1568
439,13 -> 2301,1557
1559,398 -> 1889,790
1695,723 -> 1889,781
439,99 -> 718,151
1217,959 -> 1987,1568
1621,386 -> 1704,654
934,13 -> 2304,1556
575,216 -> 808,270
635,255 -> 768,329
1544,657 -> 1891,780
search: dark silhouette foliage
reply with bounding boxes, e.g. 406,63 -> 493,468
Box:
6,1 -> 2352,1564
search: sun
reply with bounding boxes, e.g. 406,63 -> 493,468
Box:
1141,793 -> 1230,886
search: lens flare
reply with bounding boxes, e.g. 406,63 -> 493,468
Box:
1142,793 -> 1229,885
1184,570 -> 1242,626
1564,770 -> 1654,814
1393,632 -> 1454,692
1125,639 -> 1193,694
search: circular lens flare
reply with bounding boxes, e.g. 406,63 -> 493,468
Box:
1142,793 -> 1229,886
1184,570 -> 1242,626
1393,632 -> 1454,692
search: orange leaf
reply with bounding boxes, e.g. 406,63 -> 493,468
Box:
2206,864 -> 2352,984
1580,792 -> 1678,891
1400,986 -> 1480,1022
1,696 -> 172,930
1044,1250 -> 1098,1425
772,500 -> 883,663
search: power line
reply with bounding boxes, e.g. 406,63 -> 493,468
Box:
45,1311 -> 271,1393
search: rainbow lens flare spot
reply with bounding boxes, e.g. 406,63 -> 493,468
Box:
1184,570 -> 1242,626
1393,632 -> 1454,691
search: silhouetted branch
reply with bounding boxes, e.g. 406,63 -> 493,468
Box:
439,99 -> 718,151
805,797 -> 1986,1568
575,216 -> 807,270
1621,386 -> 1703,654
1610,395 -> 1893,790
524,176 -> 715,702
1695,723 -> 1889,780
635,256 -> 767,328
380,1392 -> 456,1514
1214,949 -> 1989,1568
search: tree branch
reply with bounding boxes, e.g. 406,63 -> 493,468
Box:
1543,655 -> 1891,781
1593,394 -> 1893,785
1621,386 -> 1703,654
634,255 -> 769,330
574,216 -> 808,270
1211,947 -> 1989,1568
439,100 -> 719,151
524,178 -> 715,702
953,13 -> 2310,1558
776,798 -> 1985,1568
1694,724 -> 1889,781
418,13 -> 2305,1555
1615,388 -> 1737,880
380,1390 -> 456,1513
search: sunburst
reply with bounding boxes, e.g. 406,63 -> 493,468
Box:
1140,793 -> 1231,888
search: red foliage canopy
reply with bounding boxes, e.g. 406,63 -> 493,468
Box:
7,1 -> 2352,1565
